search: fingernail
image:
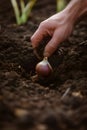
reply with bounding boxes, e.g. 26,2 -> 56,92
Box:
43,52 -> 50,57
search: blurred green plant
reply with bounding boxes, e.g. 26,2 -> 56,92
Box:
11,0 -> 36,25
57,0 -> 67,12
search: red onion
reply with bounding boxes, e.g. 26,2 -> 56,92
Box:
35,57 -> 53,77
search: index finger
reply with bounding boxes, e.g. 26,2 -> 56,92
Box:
31,26 -> 47,48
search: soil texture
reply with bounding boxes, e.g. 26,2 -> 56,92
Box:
0,0 -> 87,130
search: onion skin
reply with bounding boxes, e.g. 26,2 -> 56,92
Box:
35,57 -> 53,77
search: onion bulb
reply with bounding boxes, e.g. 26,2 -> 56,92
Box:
35,57 -> 53,77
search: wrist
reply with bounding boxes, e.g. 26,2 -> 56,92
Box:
64,0 -> 87,25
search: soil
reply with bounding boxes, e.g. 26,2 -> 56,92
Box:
0,0 -> 87,130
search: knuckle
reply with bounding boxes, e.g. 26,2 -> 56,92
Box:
39,21 -> 46,28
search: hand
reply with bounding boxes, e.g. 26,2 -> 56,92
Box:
31,11 -> 74,57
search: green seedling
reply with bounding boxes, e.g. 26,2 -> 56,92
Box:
11,0 -> 36,25
57,0 -> 67,12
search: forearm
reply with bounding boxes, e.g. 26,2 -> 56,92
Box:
64,0 -> 87,24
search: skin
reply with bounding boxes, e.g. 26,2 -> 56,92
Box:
31,0 -> 87,57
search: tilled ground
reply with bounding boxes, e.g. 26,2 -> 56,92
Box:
0,0 -> 87,130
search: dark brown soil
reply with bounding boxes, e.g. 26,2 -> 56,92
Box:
0,0 -> 87,130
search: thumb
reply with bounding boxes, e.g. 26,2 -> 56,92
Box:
44,29 -> 65,57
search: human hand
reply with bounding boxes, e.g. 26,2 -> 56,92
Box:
31,11 -> 74,57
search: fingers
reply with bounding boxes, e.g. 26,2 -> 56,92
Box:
44,29 -> 64,57
31,23 -> 47,48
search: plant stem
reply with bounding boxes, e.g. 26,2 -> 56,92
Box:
57,0 -> 67,12
20,0 -> 25,13
11,0 -> 21,25
11,0 -> 37,25
21,0 -> 37,24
